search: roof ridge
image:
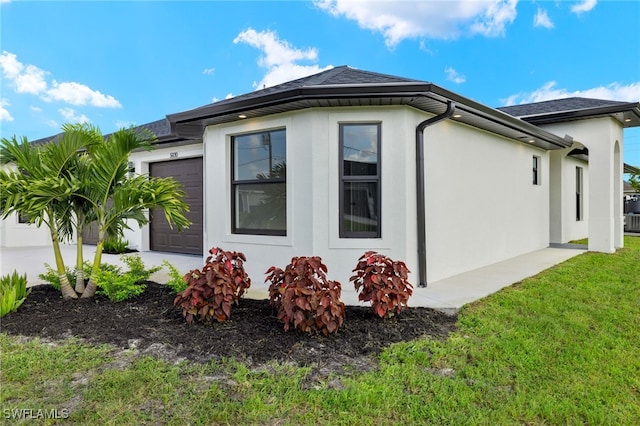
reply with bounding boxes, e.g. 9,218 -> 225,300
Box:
306,65 -> 350,85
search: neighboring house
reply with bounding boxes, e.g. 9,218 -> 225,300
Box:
624,171 -> 640,232
2,66 -> 640,288
624,171 -> 640,216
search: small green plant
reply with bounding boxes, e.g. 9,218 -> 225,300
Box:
162,260 -> 187,293
95,254 -> 161,302
102,235 -> 130,254
39,261 -> 121,291
174,247 -> 251,323
0,270 -> 30,317
350,251 -> 413,318
266,256 -> 345,335
121,254 -> 161,282
38,263 -> 73,290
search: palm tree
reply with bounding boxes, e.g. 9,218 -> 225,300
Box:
55,124 -> 104,293
2,124 -> 191,300
0,135 -> 88,299
78,126 -> 191,298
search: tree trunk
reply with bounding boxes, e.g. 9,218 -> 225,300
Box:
51,236 -> 77,299
80,237 -> 104,298
74,233 -> 85,293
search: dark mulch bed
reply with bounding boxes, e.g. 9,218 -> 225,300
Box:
1,282 -> 457,371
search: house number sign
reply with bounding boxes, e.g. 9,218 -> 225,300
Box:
170,152 -> 179,158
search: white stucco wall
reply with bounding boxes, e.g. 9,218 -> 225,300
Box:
549,149 -> 590,243
540,117 -> 624,251
564,154 -> 589,243
126,143 -> 204,251
203,106 -> 554,289
0,213 -> 52,247
205,113 -> 311,284
421,111 -> 551,283
204,107 -> 421,288
0,163 -> 55,248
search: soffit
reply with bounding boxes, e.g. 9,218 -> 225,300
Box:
169,84 -> 571,151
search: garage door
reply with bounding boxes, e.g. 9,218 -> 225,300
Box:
82,222 -> 99,245
150,157 -> 203,255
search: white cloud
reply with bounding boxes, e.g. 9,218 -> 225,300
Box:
202,67 -> 215,75
0,51 -> 22,78
501,81 -> 640,105
58,107 -> 90,124
30,105 -> 42,112
14,65 -> 48,94
534,8 -> 554,29
234,28 -> 332,89
0,98 -> 14,122
235,28 -> 317,67
571,0 -> 597,14
46,81 -> 121,107
0,51 -> 48,94
445,67 -> 466,84
470,0 -> 518,37
225,93 -> 234,99
0,51 -> 121,108
316,0 -> 518,47
46,119 -> 59,128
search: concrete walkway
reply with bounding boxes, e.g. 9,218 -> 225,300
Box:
0,243 -> 592,313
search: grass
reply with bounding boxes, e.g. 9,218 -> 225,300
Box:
2,236 -> 639,425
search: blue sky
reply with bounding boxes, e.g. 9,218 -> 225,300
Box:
1,0 -> 638,167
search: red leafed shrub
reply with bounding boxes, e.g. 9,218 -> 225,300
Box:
174,247 -> 251,324
350,251 -> 413,318
266,256 -> 346,335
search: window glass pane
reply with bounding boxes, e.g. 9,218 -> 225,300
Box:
576,167 -> 583,221
234,129 -> 286,181
235,182 -> 286,232
342,182 -> 378,233
343,124 -> 378,176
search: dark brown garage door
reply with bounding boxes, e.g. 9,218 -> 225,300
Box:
82,222 -> 99,245
150,157 -> 203,255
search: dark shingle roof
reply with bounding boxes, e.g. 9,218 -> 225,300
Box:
139,119 -> 172,139
30,118 -> 197,148
498,97 -> 631,117
497,97 -> 640,128
186,66 -> 424,113
168,65 -> 572,150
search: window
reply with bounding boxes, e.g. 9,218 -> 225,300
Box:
532,156 -> 541,185
339,123 -> 381,238
576,166 -> 583,221
18,213 -> 30,224
231,129 -> 286,235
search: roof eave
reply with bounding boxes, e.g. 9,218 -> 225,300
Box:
167,83 -> 434,123
428,85 -> 572,149
625,163 -> 640,174
167,83 -> 572,150
518,102 -> 640,128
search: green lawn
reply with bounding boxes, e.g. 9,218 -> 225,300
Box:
2,237 -> 639,425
